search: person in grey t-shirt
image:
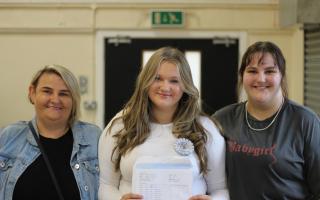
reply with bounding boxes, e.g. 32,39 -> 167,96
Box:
213,41 -> 320,200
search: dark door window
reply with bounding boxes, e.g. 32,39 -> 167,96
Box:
104,38 -> 239,125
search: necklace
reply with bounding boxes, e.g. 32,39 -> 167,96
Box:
245,99 -> 284,131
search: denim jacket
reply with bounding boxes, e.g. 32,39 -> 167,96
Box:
0,118 -> 101,200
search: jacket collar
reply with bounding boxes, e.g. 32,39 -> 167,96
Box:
26,117 -> 90,146
71,121 -> 90,146
26,118 -> 39,147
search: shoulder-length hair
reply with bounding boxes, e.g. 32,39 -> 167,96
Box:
29,64 -> 80,126
238,41 -> 288,98
109,47 -> 210,173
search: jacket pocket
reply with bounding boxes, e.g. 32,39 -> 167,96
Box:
78,158 -> 99,200
0,155 -> 14,189
82,158 -> 99,174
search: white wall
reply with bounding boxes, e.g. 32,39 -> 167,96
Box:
0,0 -> 304,127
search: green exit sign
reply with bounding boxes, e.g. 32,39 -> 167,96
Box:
151,11 -> 184,27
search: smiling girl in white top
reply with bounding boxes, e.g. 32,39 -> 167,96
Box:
98,47 -> 229,200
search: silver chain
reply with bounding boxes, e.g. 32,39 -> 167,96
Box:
245,99 -> 284,131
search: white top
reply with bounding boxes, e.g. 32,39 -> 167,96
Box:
98,115 -> 229,200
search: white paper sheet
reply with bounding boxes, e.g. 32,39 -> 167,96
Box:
132,156 -> 193,200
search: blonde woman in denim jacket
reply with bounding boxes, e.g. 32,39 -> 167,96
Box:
0,65 -> 101,200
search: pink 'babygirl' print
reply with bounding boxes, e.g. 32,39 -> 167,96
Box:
227,140 -> 277,164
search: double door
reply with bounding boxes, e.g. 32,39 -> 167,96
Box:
104,37 -> 239,125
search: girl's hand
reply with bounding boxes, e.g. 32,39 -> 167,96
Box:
189,194 -> 212,200
120,193 -> 143,200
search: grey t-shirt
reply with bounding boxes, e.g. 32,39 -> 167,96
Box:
213,99 -> 320,200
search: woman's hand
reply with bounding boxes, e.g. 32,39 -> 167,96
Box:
189,194 -> 212,200
120,193 -> 143,200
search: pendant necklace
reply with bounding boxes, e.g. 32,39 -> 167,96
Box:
245,99 -> 284,131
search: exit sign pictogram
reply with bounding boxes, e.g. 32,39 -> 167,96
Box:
151,11 -> 184,27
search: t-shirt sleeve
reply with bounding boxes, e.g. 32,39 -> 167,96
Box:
303,113 -> 320,198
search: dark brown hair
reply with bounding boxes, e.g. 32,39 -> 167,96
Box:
238,41 -> 288,98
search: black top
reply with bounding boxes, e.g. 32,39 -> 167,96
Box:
213,99 -> 320,200
13,129 -> 80,200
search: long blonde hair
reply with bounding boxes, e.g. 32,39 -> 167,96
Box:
109,47 -> 210,173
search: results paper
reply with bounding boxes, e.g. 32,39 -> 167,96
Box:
132,156 -> 193,200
